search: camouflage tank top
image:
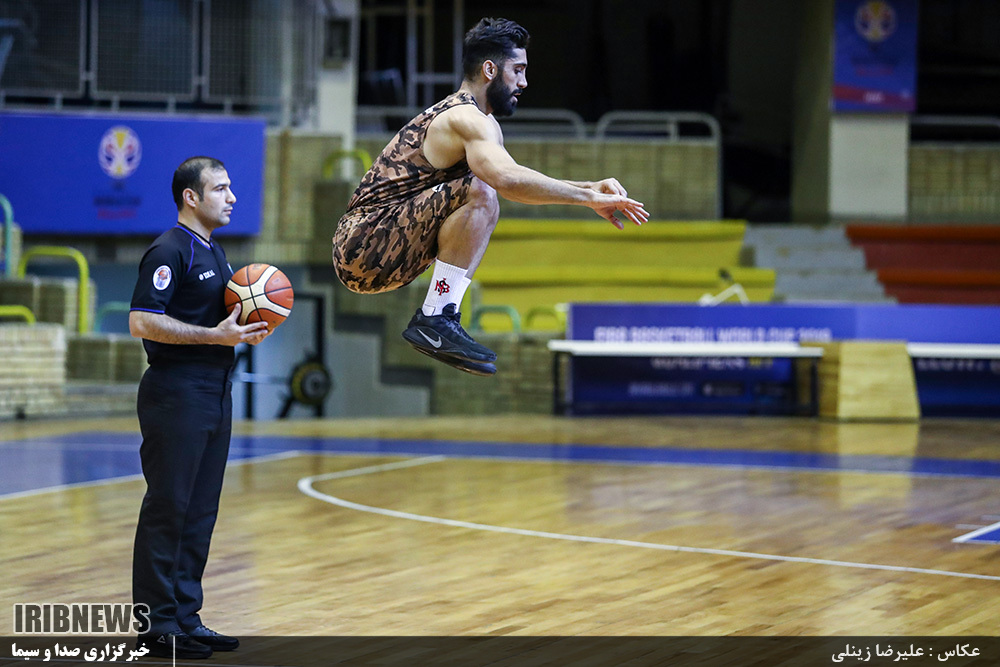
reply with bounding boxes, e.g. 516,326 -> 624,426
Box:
346,92 -> 479,212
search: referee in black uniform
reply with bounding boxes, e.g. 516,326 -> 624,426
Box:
130,156 -> 268,659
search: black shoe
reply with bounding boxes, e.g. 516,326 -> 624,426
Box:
136,631 -> 213,659
186,624 -> 240,651
402,303 -> 497,363
409,342 -> 497,376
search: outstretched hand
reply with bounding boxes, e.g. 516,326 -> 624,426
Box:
587,179 -> 649,229
591,178 -> 629,197
215,302 -> 270,346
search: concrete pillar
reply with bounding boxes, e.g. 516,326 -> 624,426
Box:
829,114 -> 909,219
791,0 -> 909,222
315,0 -> 360,155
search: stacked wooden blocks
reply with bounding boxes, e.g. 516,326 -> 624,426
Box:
909,145 -> 1000,221
0,324 -> 67,418
807,341 -> 920,421
431,332 -> 558,415
67,334 -> 148,383
0,276 -> 96,330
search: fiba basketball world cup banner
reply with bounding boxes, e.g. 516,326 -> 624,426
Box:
0,112 -> 265,235
832,0 -> 918,112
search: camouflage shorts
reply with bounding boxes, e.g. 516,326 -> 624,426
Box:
332,173 -> 474,294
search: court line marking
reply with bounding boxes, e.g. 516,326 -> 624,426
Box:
953,519 -> 1000,543
0,450 -> 304,502
298,457 -> 1000,583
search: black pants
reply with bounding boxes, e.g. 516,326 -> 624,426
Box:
133,362 -> 233,635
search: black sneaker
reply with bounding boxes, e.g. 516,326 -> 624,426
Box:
136,631 -> 212,659
402,303 -> 497,363
186,624 -> 240,651
409,342 -> 497,376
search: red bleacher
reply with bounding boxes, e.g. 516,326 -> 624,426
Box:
846,225 -> 1000,304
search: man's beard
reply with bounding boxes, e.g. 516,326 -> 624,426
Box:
487,76 -> 518,117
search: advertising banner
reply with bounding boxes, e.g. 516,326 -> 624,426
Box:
565,303 -> 1000,416
832,0 -> 919,112
568,303 -> 1000,345
0,112 -> 265,235
569,355 -> 800,416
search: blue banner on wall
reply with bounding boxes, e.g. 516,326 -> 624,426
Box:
570,355 -> 802,416
832,0 -> 918,112
566,303 -> 1000,416
568,303 -> 1000,345
0,112 -> 265,235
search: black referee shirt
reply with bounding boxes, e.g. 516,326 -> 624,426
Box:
130,223 -> 236,367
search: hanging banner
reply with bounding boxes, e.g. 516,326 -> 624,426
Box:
832,0 -> 919,112
0,112 -> 265,235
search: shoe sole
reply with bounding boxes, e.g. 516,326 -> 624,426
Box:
408,344 -> 497,376
402,327 -> 498,363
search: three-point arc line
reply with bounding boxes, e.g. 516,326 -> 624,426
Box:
297,456 -> 1000,583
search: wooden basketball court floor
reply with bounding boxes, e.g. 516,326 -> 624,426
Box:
2,414 -> 1000,639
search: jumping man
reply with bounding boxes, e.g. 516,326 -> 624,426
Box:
333,17 -> 648,375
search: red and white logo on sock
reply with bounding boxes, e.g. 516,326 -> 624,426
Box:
434,278 -> 450,295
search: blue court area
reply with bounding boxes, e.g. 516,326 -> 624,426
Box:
5,430 -> 1000,498
961,526 -> 1000,544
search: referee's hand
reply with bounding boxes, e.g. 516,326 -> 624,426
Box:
216,303 -> 269,346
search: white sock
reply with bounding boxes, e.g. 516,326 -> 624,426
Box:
422,261 -> 471,316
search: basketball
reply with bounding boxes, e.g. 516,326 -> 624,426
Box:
225,263 -> 294,328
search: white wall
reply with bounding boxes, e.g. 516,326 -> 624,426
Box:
829,114 -> 909,220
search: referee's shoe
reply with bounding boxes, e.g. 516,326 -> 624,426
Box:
186,625 -> 239,651
402,303 -> 497,365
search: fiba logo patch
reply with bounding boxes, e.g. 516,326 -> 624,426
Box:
153,265 -> 172,291
855,1 -> 896,44
99,126 -> 142,179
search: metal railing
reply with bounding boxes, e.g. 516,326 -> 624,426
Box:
95,301 -> 131,332
355,107 -> 724,218
2,0 -> 316,125
1,193 -> 14,277
910,115 -> 1000,134
321,149 -> 373,180
357,107 -> 719,142
17,245 -> 91,333
594,110 -> 721,141
498,109 -> 588,139
594,111 -> 723,218
0,304 -> 35,324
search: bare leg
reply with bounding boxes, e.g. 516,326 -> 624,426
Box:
434,176 -> 499,276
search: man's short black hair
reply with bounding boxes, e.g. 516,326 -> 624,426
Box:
462,18 -> 530,80
172,156 -> 226,211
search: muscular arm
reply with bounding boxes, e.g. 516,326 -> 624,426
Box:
129,306 -> 268,347
440,107 -> 647,226
457,115 -> 592,205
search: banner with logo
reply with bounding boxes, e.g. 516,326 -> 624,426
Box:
0,112 -> 265,235
832,0 -> 918,112
568,303 -> 1000,345
566,303 -> 1000,416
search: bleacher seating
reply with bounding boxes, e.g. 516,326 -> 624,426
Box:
473,219 -> 775,330
743,224 -> 890,302
846,225 -> 1000,304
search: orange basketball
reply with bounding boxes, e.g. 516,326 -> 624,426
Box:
225,263 -> 294,328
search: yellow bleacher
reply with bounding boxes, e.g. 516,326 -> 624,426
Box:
472,219 -> 775,331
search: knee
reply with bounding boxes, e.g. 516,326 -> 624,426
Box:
466,178 -> 499,224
